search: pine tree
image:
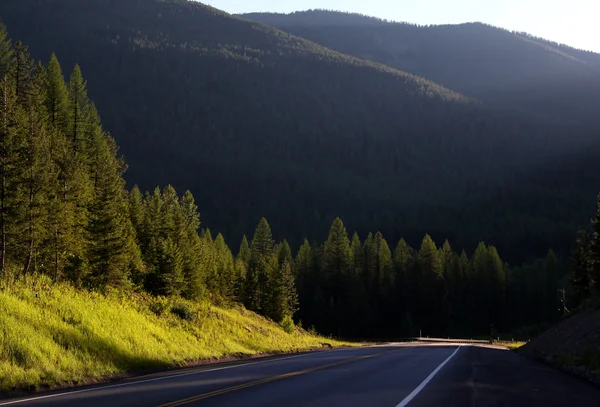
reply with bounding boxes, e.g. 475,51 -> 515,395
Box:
234,235 -> 251,301
415,234 -> 443,333
0,23 -> 11,78
128,186 -> 145,235
45,54 -> 69,131
590,193 -> 600,292
0,34 -> 16,277
374,232 -> 394,299
486,246 -> 507,328
237,235 -> 251,264
269,260 -> 299,322
349,232 -> 362,276
571,229 -> 591,302
11,42 -> 35,106
146,237 -> 184,296
247,218 -> 275,312
278,240 -> 292,266
362,232 -> 377,293
87,135 -> 140,289
214,233 -> 235,300
17,63 -> 52,275
68,65 -> 88,152
323,218 -> 350,279
179,190 -> 204,300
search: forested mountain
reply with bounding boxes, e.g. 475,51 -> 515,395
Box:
0,0 -> 598,263
243,10 -> 600,127
0,26 -> 574,340
0,8 -> 596,343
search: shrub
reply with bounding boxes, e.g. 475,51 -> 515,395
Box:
171,303 -> 195,322
149,296 -> 170,316
281,315 -> 295,334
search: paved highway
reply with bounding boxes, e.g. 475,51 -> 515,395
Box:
1,344 -> 599,407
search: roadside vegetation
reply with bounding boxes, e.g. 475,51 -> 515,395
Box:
0,275 -> 343,392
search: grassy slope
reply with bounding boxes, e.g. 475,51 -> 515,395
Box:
0,276 -> 346,392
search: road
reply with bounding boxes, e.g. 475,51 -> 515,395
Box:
2,344 -> 599,407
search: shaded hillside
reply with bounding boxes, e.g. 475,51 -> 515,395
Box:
0,0 -> 597,260
521,309 -> 600,386
242,10 -> 600,127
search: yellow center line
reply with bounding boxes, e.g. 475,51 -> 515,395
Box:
157,348 -> 403,407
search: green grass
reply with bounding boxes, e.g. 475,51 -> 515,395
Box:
0,275 -> 349,392
500,341 -> 527,350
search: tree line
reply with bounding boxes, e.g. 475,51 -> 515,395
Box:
0,24 -> 574,338
571,194 -> 600,305
2,0 -> 597,267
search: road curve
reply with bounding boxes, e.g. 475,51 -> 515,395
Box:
1,344 -> 599,407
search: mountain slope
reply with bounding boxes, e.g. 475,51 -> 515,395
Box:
242,10 -> 600,127
0,0 -> 597,260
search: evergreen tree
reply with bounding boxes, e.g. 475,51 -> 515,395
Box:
214,233 -> 235,300
87,135 -> 140,289
11,42 -> 35,106
278,240 -> 292,266
16,63 -> 52,275
246,218 -> 275,311
571,229 -> 591,302
128,186 -> 145,235
68,65 -> 88,152
44,54 -> 69,131
234,235 -> 251,301
146,237 -> 184,296
349,232 -> 362,276
179,190 -> 204,300
590,193 -> 600,291
237,235 -> 251,264
0,23 -> 11,78
0,35 -> 13,276
374,232 -> 394,299
269,260 -> 299,322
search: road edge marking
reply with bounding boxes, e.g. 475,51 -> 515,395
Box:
0,347 -> 365,406
395,345 -> 462,407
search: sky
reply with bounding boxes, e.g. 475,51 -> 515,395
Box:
202,0 -> 599,53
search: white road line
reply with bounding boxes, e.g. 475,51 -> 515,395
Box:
0,346 -> 370,406
395,345 -> 462,407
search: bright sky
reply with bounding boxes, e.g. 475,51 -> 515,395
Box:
202,0 -> 600,52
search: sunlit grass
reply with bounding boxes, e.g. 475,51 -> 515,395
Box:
496,341 -> 526,350
0,275 -> 349,392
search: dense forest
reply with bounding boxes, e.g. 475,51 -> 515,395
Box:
0,25 -> 585,339
0,0 -> 598,264
243,10 -> 600,128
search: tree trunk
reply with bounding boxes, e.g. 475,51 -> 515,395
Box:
23,186 -> 34,276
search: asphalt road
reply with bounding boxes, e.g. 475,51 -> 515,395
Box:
2,344 -> 600,407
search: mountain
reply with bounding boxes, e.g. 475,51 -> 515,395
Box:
242,10 -> 600,127
0,0 -> 597,261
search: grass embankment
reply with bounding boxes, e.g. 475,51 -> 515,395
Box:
0,276 -> 348,392
495,341 -> 526,350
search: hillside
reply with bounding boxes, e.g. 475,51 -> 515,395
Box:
520,309 -> 600,386
0,0 -> 598,260
0,275 -> 343,392
242,10 -> 600,127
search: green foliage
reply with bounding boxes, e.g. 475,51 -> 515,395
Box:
0,22 -> 11,77
1,0 -> 597,265
0,14 -> 588,354
281,314 -> 295,334
0,275 -> 347,392
149,296 -> 170,316
170,303 -> 194,322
